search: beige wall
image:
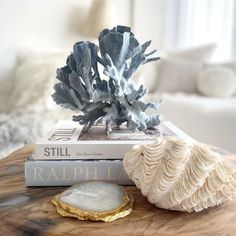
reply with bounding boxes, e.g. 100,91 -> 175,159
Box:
132,0 -> 165,50
0,0 -> 132,50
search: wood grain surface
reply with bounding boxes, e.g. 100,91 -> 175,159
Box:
0,145 -> 236,236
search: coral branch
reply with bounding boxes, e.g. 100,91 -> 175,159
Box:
52,25 -> 161,134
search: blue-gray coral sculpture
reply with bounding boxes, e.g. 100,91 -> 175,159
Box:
52,26 -> 161,135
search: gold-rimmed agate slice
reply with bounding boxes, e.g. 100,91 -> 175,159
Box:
52,181 -> 134,222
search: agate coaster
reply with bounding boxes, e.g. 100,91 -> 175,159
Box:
52,181 -> 134,222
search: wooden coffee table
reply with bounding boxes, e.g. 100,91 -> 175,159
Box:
1,145 -> 236,236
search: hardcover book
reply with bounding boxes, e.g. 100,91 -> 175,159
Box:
35,120 -> 194,160
25,157 -> 133,186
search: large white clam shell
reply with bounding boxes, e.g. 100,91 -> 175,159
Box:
123,137 -> 236,212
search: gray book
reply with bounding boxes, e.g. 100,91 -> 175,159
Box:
25,157 -> 134,186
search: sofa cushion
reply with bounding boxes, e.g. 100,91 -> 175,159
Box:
197,66 -> 236,97
157,58 -> 203,93
167,44 -> 216,63
204,62 -> 236,74
135,45 -> 216,94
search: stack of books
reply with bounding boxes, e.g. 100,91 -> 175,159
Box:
25,120 -> 193,186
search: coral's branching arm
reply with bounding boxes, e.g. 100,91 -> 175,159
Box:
52,83 -> 78,111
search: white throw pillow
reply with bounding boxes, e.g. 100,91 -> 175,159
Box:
5,49 -> 69,112
0,48 -> 18,112
8,59 -> 56,111
204,62 -> 236,75
197,67 -> 236,97
167,44 -> 216,63
157,58 -> 203,93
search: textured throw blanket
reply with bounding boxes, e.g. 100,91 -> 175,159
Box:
0,110 -> 57,159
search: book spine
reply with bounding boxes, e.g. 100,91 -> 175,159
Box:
25,160 -> 134,186
34,143 -> 136,160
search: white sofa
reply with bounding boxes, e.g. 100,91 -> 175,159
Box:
146,92 -> 236,153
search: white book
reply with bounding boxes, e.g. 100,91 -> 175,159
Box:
34,120 -> 194,160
